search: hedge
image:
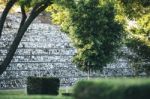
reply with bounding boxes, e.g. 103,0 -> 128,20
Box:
74,78 -> 150,99
27,77 -> 60,95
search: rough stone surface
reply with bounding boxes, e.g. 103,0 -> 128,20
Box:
0,14 -> 143,89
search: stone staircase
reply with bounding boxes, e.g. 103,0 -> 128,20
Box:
0,14 -> 136,89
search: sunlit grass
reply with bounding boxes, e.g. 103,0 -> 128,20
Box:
0,88 -> 72,99
0,95 -> 72,99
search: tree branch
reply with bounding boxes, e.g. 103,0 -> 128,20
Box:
0,0 -> 51,75
30,2 -> 43,14
19,5 -> 27,30
0,0 -> 17,38
31,0 -> 53,15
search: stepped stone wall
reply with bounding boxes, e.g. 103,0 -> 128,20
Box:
0,14 -> 139,89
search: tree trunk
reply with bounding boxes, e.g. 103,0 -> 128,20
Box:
0,1 -> 50,75
0,15 -> 33,75
0,0 -> 17,37
19,5 -> 27,29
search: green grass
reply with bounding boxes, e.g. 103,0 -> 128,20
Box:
0,89 -> 26,95
0,95 -> 72,99
0,89 -> 73,99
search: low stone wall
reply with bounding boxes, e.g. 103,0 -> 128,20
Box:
0,14 -> 140,89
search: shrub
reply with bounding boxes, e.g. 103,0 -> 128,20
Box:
27,77 -> 60,95
62,93 -> 73,96
74,78 -> 150,99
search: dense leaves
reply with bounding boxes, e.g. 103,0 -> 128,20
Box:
27,77 -> 60,95
50,0 -> 123,71
74,79 -> 150,99
50,0 -> 150,73
118,0 -> 150,75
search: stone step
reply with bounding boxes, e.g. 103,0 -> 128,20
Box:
0,48 -> 75,56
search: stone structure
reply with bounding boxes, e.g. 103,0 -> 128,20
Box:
0,14 -> 144,89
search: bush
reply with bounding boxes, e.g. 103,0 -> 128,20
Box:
27,77 -> 60,95
62,93 -> 73,96
74,78 -> 150,99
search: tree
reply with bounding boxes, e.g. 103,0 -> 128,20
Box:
49,0 -> 123,71
0,0 -> 53,75
117,0 -> 150,75
0,0 -> 124,75
49,0 -> 150,74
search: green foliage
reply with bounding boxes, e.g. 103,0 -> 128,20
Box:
126,37 -> 150,60
125,8 -> 150,74
120,0 -> 150,18
51,0 -> 123,71
74,79 -> 150,99
121,0 -> 150,7
27,77 -> 60,95
46,4 -> 69,25
136,14 -> 150,37
125,14 -> 150,61
115,0 -> 150,74
126,37 -> 150,75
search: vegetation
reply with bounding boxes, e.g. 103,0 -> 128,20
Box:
0,1 -> 150,98
0,0 -> 150,75
0,89 -> 72,99
0,0 -> 124,74
49,0 -> 150,74
119,0 -> 150,75
0,0 -> 53,75
1,78 -> 150,99
74,78 -> 150,99
49,0 -> 123,71
27,77 -> 60,95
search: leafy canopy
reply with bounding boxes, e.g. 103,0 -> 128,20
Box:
116,0 -> 150,74
49,0 -> 123,71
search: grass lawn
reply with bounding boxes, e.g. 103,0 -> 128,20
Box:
0,89 -> 73,99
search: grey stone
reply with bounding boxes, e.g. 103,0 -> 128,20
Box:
0,14 -> 146,89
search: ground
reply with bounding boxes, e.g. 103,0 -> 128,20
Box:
0,89 -> 72,99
